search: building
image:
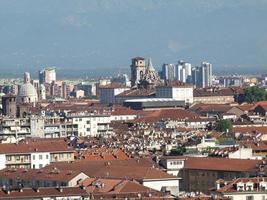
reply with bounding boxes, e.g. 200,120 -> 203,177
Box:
162,64 -> 176,81
211,178 -> 267,200
175,60 -> 192,83
171,156 -> 263,194
98,84 -> 130,105
0,117 -> 45,138
156,82 -> 193,104
0,168 -> 88,188
0,139 -> 75,169
193,87 -> 242,104
45,160 -> 180,196
200,62 -> 213,88
39,68 -> 56,85
65,114 -> 112,137
123,98 -> 185,110
130,57 -> 146,87
191,62 -> 213,88
2,94 -> 16,117
16,72 -> 38,105
138,58 -> 161,89
0,186 -> 89,200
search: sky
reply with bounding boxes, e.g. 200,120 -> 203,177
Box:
0,0 -> 267,78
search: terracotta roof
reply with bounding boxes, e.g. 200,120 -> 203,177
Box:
194,87 -> 243,97
233,126 -> 267,135
0,168 -> 84,182
111,106 -> 139,116
215,177 -> 267,193
238,141 -> 267,151
44,159 -> 176,181
0,187 -> 88,199
190,103 -> 232,114
237,104 -> 255,111
180,156 -> 261,172
0,139 -> 73,154
76,148 -> 130,161
133,109 -> 200,123
82,178 -> 157,194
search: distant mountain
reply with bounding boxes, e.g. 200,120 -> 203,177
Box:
0,0 -> 267,78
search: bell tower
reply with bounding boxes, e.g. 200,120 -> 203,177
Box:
130,57 -> 146,87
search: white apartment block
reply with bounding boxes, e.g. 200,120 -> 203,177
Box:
156,85 -> 193,104
99,85 -> 130,105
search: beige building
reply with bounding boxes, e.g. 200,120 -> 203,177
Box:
0,139 -> 75,169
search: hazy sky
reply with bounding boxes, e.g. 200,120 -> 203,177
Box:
0,0 -> 267,77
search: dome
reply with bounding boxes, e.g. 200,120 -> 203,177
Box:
16,72 -> 38,104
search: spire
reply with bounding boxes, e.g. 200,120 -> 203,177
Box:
147,57 -> 155,71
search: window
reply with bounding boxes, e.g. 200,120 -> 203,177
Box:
16,156 -> 20,161
39,155 -> 43,160
33,164 -> 35,169
7,156 -> 11,161
32,155 -> 35,160
246,196 -> 254,200
46,155 -> 49,159
39,164 -> 43,168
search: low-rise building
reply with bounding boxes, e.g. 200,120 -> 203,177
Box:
0,168 -> 88,188
211,178 -> 267,200
0,139 -> 74,169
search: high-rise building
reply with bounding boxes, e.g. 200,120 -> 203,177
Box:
162,64 -> 175,81
39,67 -> 56,84
175,60 -> 192,83
130,57 -> 146,87
200,62 -> 212,88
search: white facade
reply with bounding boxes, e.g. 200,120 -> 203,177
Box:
228,148 -> 254,159
143,179 -> 179,196
99,87 -> 130,105
156,86 -> 193,104
70,115 -> 112,137
31,152 -> 50,169
0,154 -> 6,170
160,158 -> 185,176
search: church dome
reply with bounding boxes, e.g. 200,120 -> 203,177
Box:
16,72 -> 38,104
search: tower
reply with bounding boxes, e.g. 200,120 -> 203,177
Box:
130,57 -> 146,87
2,94 -> 17,117
200,62 -> 212,88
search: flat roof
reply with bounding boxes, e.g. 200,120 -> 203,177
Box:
124,98 -> 184,103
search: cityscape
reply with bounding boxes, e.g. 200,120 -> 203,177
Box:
0,1 -> 267,200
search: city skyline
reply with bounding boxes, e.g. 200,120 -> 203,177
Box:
0,0 -> 267,77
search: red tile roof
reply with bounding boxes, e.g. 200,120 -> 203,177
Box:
0,187 -> 88,199
180,156 -> 261,172
133,109 -> 200,123
0,139 -> 73,154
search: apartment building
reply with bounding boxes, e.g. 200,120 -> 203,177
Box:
211,178 -> 267,200
0,139 -> 74,169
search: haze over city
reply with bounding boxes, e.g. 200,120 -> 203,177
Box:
0,0 -> 267,78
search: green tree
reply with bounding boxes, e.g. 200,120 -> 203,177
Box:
217,119 -> 233,132
243,86 -> 267,103
169,147 -> 186,156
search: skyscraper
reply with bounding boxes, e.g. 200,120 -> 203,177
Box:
175,60 -> 192,83
162,63 -> 175,81
200,62 -> 212,88
39,67 -> 56,84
